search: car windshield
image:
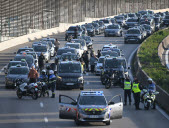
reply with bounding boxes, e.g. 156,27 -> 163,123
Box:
68,27 -> 76,31
165,16 -> 169,19
14,56 -> 33,67
154,18 -> 160,23
127,19 -> 138,22
17,49 -> 33,54
59,63 -> 81,73
57,49 -> 76,55
33,46 -> 47,52
128,14 -> 135,17
8,62 -> 27,69
115,17 -> 123,20
86,25 -> 92,29
127,29 -> 140,34
101,51 -> 118,57
107,25 -> 119,29
143,25 -> 151,30
9,68 -> 29,75
66,44 -> 80,49
61,55 -> 78,60
105,59 -> 120,68
79,96 -> 107,105
98,58 -> 104,63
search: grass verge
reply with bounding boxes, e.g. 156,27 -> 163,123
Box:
138,28 -> 169,93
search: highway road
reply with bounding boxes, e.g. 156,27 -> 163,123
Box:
0,32 -> 169,128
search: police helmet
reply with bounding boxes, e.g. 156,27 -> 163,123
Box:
49,70 -> 54,75
42,70 -> 46,75
148,78 -> 153,82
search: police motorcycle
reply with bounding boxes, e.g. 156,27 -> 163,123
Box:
15,78 -> 25,88
142,89 -> 159,110
16,82 -> 39,100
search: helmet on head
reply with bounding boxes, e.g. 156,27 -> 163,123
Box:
148,78 -> 153,84
42,70 -> 46,75
148,78 -> 153,81
49,70 -> 54,75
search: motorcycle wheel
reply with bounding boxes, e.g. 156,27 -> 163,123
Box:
101,78 -> 106,85
16,89 -> 22,99
37,89 -> 42,98
32,91 -> 38,100
144,101 -> 150,110
105,81 -> 111,89
43,91 -> 49,97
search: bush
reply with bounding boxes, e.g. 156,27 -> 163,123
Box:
138,28 -> 169,93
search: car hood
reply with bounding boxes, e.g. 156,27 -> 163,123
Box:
58,73 -> 82,78
79,105 -> 107,110
6,74 -> 28,80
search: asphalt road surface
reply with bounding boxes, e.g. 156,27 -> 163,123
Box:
0,32 -> 169,128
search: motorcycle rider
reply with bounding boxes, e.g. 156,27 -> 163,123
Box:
147,78 -> 156,92
39,70 -> 48,82
132,78 -> 142,110
123,76 -> 132,106
48,70 -> 56,98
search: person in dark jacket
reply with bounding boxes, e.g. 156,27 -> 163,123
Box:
55,38 -> 60,53
82,50 -> 89,71
97,50 -> 101,58
123,77 -> 132,106
48,70 -> 56,98
74,27 -> 78,39
90,54 -> 98,73
38,53 -> 45,73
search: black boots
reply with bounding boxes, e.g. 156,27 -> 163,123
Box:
51,93 -> 55,98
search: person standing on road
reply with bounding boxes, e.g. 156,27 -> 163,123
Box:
55,38 -> 60,53
123,77 -> 132,106
48,70 -> 56,98
132,78 -> 142,110
74,27 -> 78,39
90,54 -> 98,73
28,66 -> 39,83
38,53 -> 45,73
97,50 -> 101,58
82,50 -> 89,72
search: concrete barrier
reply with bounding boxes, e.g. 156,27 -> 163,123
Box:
0,16 -> 115,52
134,38 -> 169,113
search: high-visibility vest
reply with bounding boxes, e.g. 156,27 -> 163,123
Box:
81,64 -> 84,71
124,81 -> 131,90
132,82 -> 141,93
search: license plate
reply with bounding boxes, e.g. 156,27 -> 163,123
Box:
90,115 -> 99,118
130,39 -> 135,41
66,83 -> 74,85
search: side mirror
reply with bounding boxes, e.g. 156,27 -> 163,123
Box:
108,101 -> 115,105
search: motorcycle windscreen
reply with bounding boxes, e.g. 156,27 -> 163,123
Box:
108,95 -> 123,119
59,95 -> 77,119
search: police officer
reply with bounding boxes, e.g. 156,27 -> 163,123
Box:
39,70 -> 48,82
48,70 -> 56,98
132,78 -> 142,110
124,77 -> 132,106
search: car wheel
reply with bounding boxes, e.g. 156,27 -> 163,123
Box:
105,120 -> 110,125
124,40 -> 128,44
104,34 -> 107,37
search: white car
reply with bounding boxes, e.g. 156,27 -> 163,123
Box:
102,44 -> 118,51
65,43 -> 83,57
95,56 -> 105,75
71,39 -> 87,51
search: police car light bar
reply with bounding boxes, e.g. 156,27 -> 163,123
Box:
81,91 -> 103,96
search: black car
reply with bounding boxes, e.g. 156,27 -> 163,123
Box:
84,24 -> 95,37
5,65 -> 29,88
56,61 -> 84,90
65,26 -> 83,41
114,16 -> 126,27
60,52 -> 79,61
125,18 -> 139,29
124,28 -> 143,44
127,13 -> 138,20
138,10 -> 148,16
162,15 -> 169,26
104,24 -> 122,37
55,47 -> 77,64
100,57 -> 126,87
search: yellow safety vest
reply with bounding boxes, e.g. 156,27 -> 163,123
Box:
132,82 -> 141,93
124,81 -> 131,90
81,64 -> 84,72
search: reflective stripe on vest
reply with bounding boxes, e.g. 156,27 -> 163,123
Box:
132,83 -> 141,93
124,81 -> 131,90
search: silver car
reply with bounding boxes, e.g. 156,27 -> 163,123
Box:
59,91 -> 123,126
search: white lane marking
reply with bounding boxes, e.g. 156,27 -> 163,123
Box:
87,82 -> 89,85
165,50 -> 169,69
44,117 -> 48,123
128,45 -> 169,121
40,102 -> 44,108
156,105 -> 169,121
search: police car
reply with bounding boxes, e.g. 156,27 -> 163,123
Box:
59,91 -> 123,125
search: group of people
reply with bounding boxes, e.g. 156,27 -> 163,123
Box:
27,38 -> 60,98
123,77 -> 156,110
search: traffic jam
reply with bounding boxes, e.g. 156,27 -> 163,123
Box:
3,10 -> 168,125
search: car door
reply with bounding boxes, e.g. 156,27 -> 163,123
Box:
108,94 -> 123,119
59,95 -> 77,119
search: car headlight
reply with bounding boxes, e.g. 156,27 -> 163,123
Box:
137,35 -> 141,39
78,77 -> 83,82
57,76 -> 62,81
